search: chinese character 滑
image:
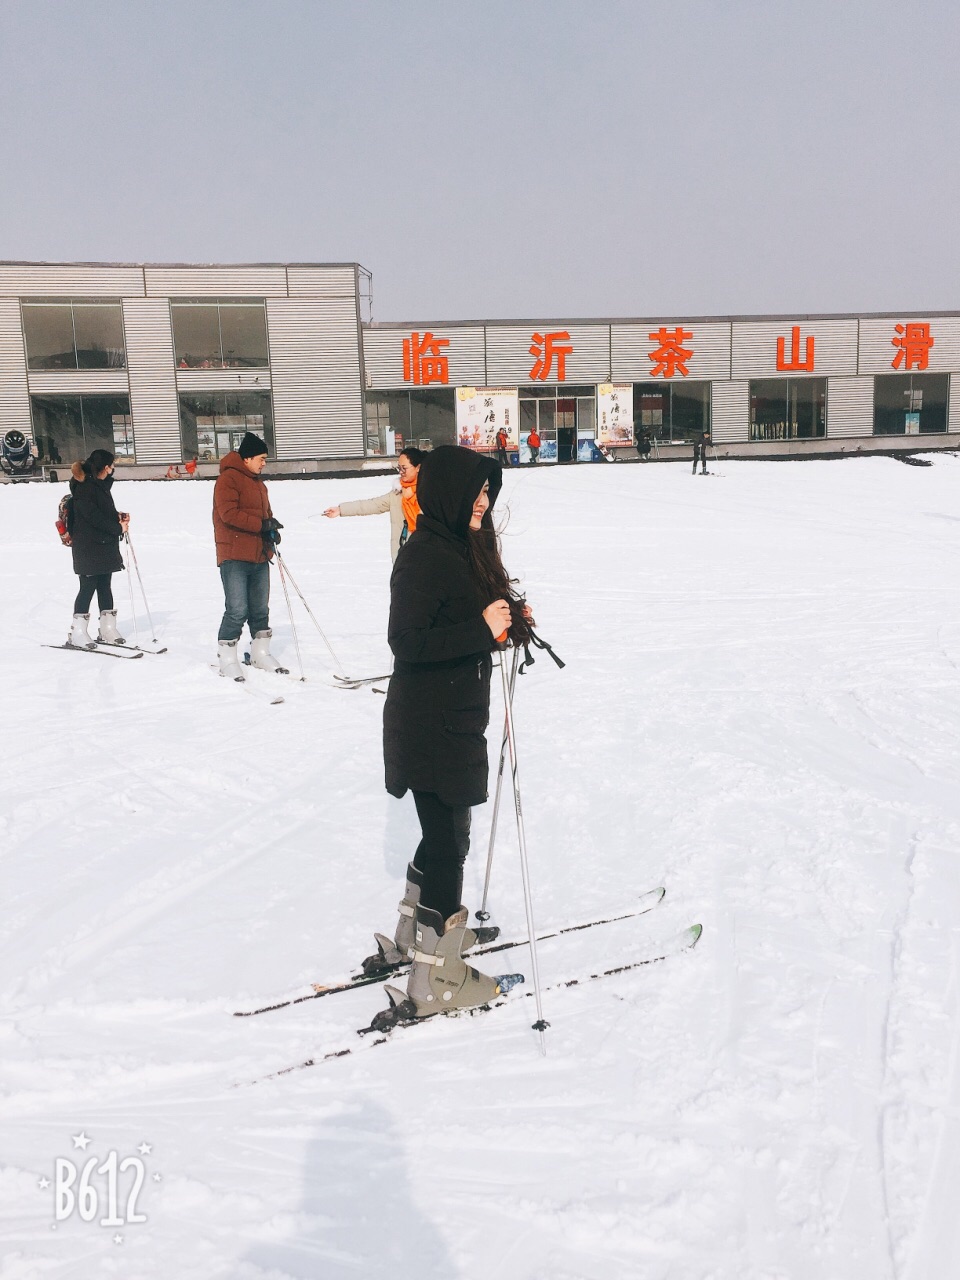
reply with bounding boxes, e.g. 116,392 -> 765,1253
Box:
648,327 -> 694,378
402,332 -> 450,385
529,331 -> 573,381
891,322 -> 934,371
776,326 -> 815,372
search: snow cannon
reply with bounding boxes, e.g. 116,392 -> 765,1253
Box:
0,429 -> 37,477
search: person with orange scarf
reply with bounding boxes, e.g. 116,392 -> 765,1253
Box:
322,447 -> 424,562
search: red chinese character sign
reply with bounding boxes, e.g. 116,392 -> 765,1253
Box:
529,331 -> 573,381
648,327 -> 694,378
891,323 -> 934,370
776,326 -> 815,372
402,331 -> 450,385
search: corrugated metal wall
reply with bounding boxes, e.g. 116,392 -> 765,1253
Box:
175,369 -> 272,393
732,319 -> 858,379
143,266 -> 288,298
121,300 -> 183,463
485,324 -> 610,384
363,326 -> 486,389
0,299 -> 31,435
711,381 -> 749,442
950,376 -> 960,434
27,371 -> 130,396
267,298 -> 364,459
0,264 -> 144,297
611,321 -> 731,381
287,266 -> 358,297
827,377 -> 874,436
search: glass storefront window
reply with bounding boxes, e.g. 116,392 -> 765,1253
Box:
749,379 -> 825,441
22,302 -> 126,370
633,381 -> 710,443
179,391 -> 275,461
30,395 -> 134,464
364,390 -> 455,454
172,302 -> 269,369
873,374 -> 948,435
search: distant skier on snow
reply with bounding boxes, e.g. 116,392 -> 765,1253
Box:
364,445 -> 536,1025
65,449 -> 130,649
212,433 -> 286,680
322,447 -> 424,562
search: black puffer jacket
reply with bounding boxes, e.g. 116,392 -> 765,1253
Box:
383,447 -> 502,807
69,462 -> 124,577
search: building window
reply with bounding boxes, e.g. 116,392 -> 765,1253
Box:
179,391 -> 275,461
873,374 -> 948,435
749,378 -> 825,441
633,381 -> 710,443
364,389 -> 455,455
172,302 -> 269,369
30,395 -> 134,464
22,302 -> 126,370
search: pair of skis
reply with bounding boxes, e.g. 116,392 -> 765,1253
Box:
233,886 -> 693,1018
43,641 -> 167,661
239,895 -> 702,1083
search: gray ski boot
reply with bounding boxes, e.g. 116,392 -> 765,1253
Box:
97,609 -> 126,644
218,639 -> 245,681
362,863 -> 423,975
250,629 -> 289,674
67,613 -> 97,649
371,904 -> 522,1030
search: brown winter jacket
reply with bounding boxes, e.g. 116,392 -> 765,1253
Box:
212,452 -> 274,566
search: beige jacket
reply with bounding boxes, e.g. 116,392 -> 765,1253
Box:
339,488 -> 406,561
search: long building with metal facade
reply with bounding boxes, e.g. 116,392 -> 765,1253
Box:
1,260 -> 957,475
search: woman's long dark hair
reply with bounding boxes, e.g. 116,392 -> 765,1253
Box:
82,449 -> 115,477
467,517 -> 534,646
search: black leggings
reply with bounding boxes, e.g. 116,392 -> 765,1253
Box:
411,790 -> 472,923
74,573 -> 114,613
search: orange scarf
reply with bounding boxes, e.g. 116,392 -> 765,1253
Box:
400,474 -> 421,534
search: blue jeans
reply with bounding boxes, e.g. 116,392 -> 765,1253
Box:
218,560 -> 270,642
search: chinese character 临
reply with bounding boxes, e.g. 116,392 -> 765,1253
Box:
648,327 -> 693,378
403,332 -> 449,385
891,322 -> 934,371
529,331 -> 573,381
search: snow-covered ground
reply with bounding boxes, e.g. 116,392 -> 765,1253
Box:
2,453 -> 959,1280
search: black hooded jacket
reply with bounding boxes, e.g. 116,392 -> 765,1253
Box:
383,446 -> 502,807
69,462 -> 125,577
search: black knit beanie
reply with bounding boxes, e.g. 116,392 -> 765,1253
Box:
237,432 -> 268,459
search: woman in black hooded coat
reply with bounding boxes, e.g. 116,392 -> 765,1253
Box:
369,445 -> 534,1022
66,448 -> 130,647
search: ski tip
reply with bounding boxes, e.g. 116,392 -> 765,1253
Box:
688,924 -> 703,945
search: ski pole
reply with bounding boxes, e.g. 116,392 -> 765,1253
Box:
476,645 -> 520,923
123,535 -> 141,648
273,549 -> 348,679
499,651 -> 549,1054
124,532 -> 158,642
272,553 -> 306,682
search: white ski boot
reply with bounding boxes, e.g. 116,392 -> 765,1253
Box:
97,609 -> 126,645
218,639 -> 245,681
250,629 -> 289,674
67,613 -> 97,649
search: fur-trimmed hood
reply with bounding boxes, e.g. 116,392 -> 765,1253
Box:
70,460 -> 86,483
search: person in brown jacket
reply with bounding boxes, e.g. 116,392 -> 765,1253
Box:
213,432 -> 286,681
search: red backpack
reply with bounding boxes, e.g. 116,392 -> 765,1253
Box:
56,494 -> 74,546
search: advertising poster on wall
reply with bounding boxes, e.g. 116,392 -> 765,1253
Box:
596,384 -> 634,445
455,387 -> 519,450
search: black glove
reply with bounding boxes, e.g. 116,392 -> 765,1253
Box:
261,517 -> 283,545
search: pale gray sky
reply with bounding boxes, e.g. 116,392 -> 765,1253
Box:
1,0 -> 957,322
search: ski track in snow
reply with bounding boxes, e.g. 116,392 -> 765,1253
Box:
1,455 -> 958,1279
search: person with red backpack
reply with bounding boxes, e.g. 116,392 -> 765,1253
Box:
526,428 -> 541,464
65,449 -> 130,648
495,427 -> 509,466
